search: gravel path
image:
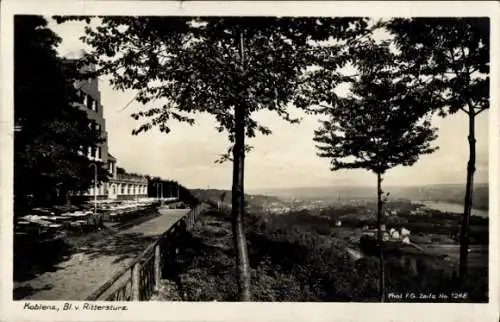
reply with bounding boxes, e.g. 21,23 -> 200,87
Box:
14,208 -> 189,301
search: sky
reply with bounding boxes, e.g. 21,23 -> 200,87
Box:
47,17 -> 490,191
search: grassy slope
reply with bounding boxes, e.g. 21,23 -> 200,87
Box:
169,208 -> 488,302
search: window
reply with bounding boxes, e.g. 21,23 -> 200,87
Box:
87,95 -> 93,110
89,122 -> 101,137
76,90 -> 84,104
94,100 -> 99,112
97,147 -> 101,160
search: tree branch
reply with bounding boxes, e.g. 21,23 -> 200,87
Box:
473,106 -> 488,116
459,106 -> 470,114
447,46 -> 472,116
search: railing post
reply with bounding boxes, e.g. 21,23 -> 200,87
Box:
154,244 -> 161,291
132,262 -> 141,301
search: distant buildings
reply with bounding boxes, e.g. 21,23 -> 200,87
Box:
68,50 -> 148,201
384,209 -> 398,216
409,208 -> 426,216
362,226 -> 411,244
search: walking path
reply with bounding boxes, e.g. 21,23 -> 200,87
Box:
14,208 -> 189,301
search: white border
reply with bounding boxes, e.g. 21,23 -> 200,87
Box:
1,1 -> 499,322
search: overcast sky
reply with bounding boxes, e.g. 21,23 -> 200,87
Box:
47,17 -> 489,191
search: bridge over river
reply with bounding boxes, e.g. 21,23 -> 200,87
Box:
14,208 -> 189,301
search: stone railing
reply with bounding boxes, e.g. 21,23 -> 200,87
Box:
85,203 -> 208,301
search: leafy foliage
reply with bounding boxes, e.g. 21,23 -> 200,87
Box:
14,15 -> 108,210
385,17 -> 489,116
310,40 -> 439,175
54,16 -> 369,142
147,176 -> 198,206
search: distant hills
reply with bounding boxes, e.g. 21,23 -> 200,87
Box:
191,183 -> 488,211
250,183 -> 489,210
190,188 -> 283,205
387,184 -> 488,210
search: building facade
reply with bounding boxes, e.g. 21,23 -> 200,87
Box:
73,56 -> 109,166
107,164 -> 148,200
69,50 -> 148,201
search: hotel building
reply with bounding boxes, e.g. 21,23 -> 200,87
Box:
68,50 -> 148,201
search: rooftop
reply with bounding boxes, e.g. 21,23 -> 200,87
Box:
107,153 -> 117,162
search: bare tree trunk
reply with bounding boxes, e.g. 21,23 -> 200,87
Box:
229,29 -> 251,301
65,190 -> 71,205
459,112 -> 476,286
231,103 -> 251,301
377,172 -> 385,302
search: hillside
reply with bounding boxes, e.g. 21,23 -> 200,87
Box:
189,189 -> 284,206
165,206 -> 487,302
388,184 -> 488,210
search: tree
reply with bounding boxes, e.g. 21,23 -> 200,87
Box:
54,16 -> 369,300
14,15 -> 108,212
306,40 -> 438,301
145,175 -> 196,205
385,18 -> 489,284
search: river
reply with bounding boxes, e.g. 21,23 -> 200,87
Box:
416,201 -> 488,218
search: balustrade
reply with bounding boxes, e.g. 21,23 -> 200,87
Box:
85,202 -> 206,301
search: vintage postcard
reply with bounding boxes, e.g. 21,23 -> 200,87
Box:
1,1 -> 499,321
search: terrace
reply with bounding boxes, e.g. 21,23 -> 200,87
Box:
14,199 -> 162,245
